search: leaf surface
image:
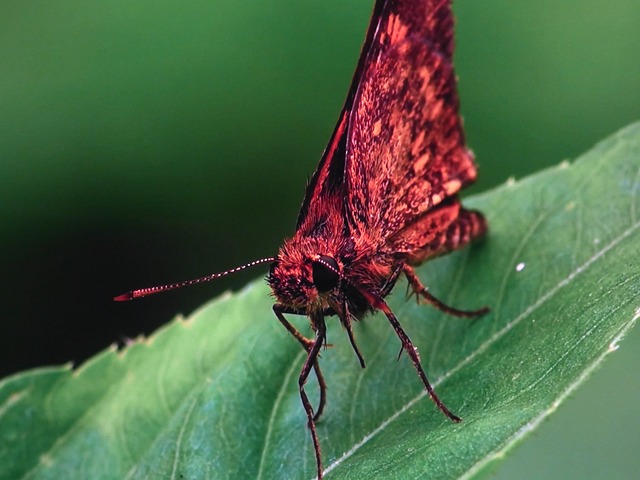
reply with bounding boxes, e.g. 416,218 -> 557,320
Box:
1,123 -> 639,479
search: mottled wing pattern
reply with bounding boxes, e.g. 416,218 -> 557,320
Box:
345,0 -> 477,238
295,0 -> 390,237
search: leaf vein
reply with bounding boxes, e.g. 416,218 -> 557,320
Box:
459,306 -> 640,480
256,349 -> 304,480
322,218 -> 640,478
493,212 -> 548,328
170,394 -> 200,480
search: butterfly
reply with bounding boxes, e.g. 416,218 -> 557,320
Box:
116,0 -> 487,477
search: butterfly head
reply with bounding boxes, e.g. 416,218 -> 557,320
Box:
268,240 -> 342,311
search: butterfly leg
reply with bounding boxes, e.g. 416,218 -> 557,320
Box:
381,263 -> 404,297
299,311 -> 327,480
403,265 -> 489,318
336,299 -> 366,368
273,304 -> 328,421
356,288 -> 461,422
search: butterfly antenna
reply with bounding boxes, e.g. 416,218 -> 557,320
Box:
114,257 -> 276,301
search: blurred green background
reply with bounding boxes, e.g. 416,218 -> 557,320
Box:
1,0 -> 638,477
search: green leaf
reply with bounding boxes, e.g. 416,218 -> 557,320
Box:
1,122 -> 639,480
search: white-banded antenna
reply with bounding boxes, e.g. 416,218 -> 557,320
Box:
114,257 -> 276,301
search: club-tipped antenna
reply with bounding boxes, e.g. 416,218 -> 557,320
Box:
114,257 -> 276,301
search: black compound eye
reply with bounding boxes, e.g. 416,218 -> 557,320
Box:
312,255 -> 339,293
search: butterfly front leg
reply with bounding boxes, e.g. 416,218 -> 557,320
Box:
273,304 -> 327,479
272,304 -> 329,421
332,297 -> 367,369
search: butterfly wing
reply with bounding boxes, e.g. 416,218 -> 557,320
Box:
295,0 -> 391,236
345,0 -> 478,239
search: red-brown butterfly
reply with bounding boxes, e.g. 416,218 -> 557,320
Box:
116,0 -> 487,477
